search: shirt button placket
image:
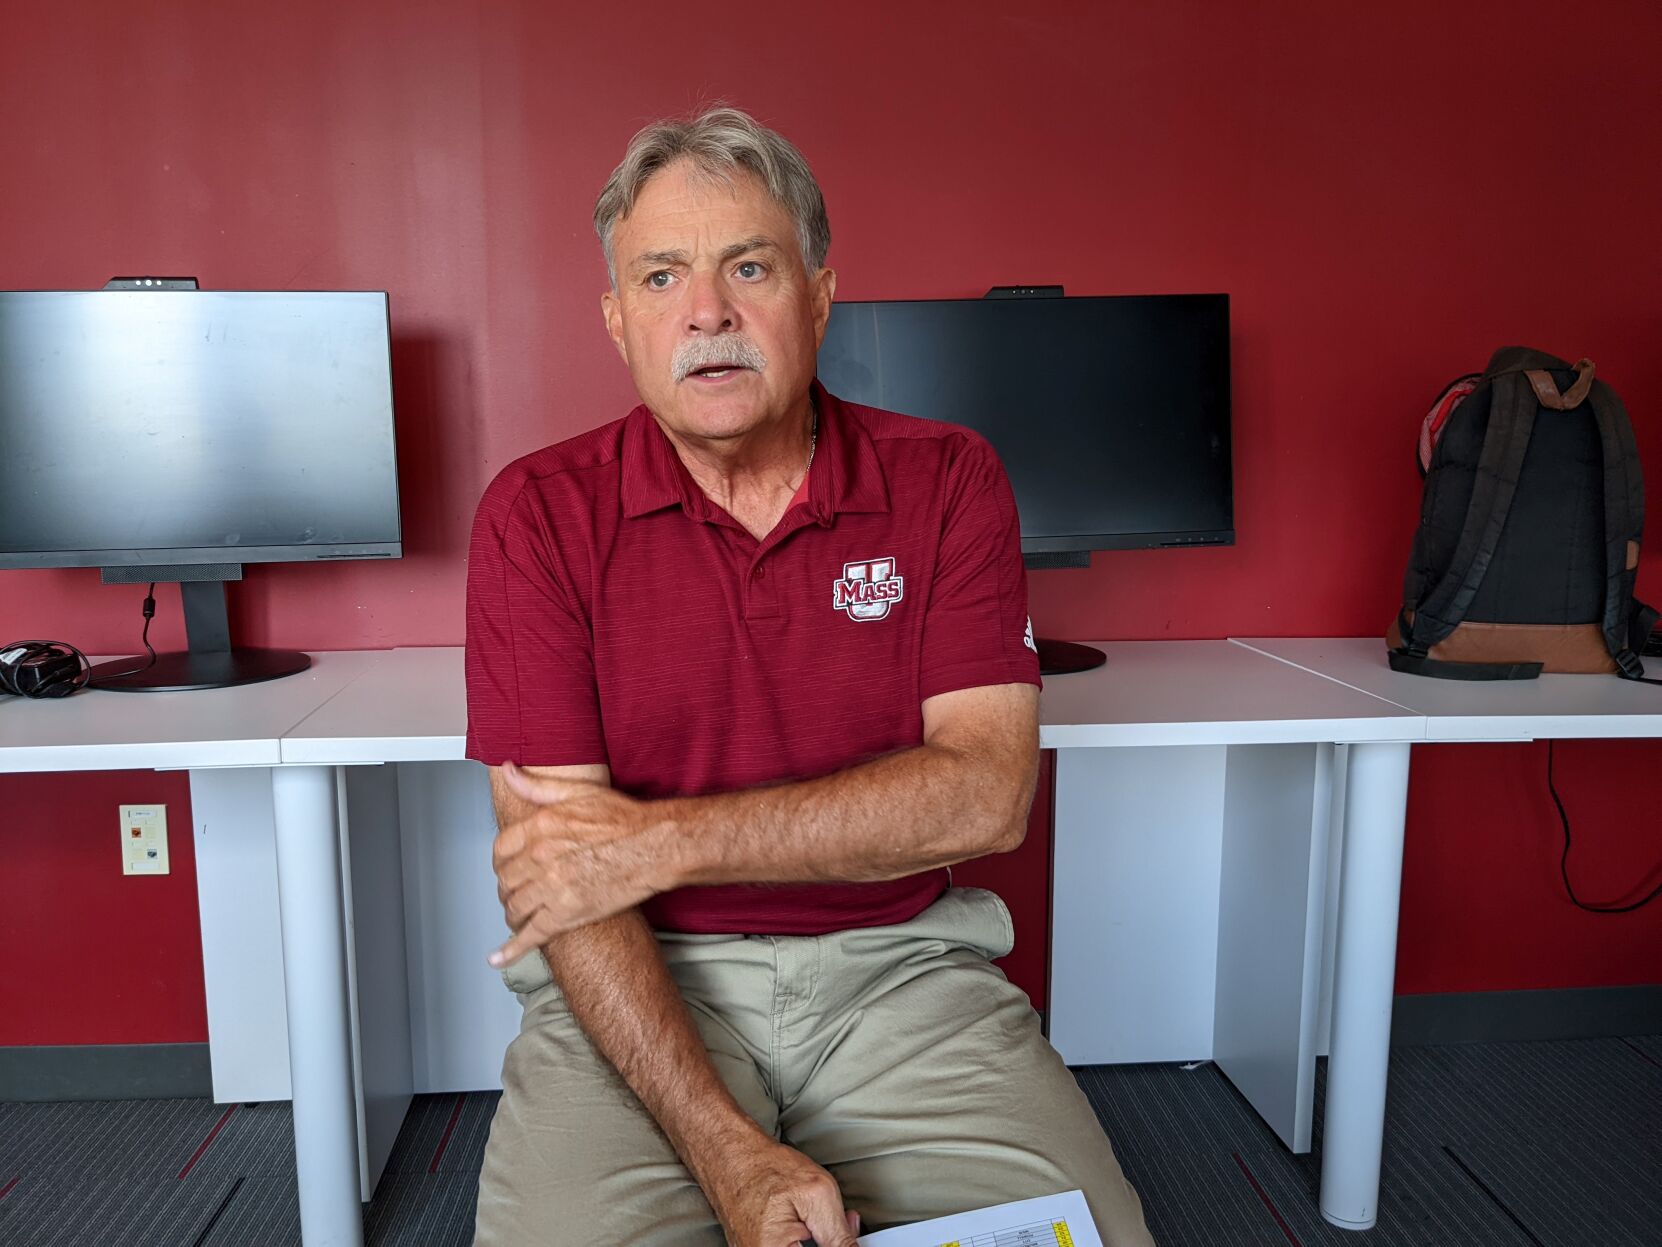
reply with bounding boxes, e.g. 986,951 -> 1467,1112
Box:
746,558 -> 778,618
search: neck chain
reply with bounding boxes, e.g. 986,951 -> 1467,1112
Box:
806,409 -> 818,475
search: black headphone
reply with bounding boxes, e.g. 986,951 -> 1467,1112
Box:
0,640 -> 92,698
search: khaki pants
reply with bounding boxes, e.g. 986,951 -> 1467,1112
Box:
474,888 -> 1154,1246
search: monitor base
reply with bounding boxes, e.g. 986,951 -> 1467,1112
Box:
1036,638 -> 1106,676
90,648 -> 312,692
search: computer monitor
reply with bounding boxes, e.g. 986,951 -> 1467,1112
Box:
0,289 -> 401,690
816,292 -> 1232,671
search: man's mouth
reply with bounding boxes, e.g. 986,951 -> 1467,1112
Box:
689,364 -> 748,380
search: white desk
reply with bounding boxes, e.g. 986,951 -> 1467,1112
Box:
257,643 -> 1424,1238
0,652 -> 390,1247
25,640 -> 1602,1242
281,647 -> 466,765
0,650 -> 382,772
1236,636 -> 1662,740
1039,641 -> 1420,1231
1038,639 -> 1416,748
1231,636 -> 1662,1227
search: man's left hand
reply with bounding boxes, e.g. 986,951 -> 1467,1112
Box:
487,762 -> 673,965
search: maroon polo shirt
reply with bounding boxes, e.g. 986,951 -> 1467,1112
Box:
464,380 -> 1040,935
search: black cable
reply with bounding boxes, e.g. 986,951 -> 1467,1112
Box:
1547,740 -> 1662,913
0,639 -> 91,697
89,583 -> 159,683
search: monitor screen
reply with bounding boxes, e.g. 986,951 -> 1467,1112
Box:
816,294 -> 1232,553
0,290 -> 401,570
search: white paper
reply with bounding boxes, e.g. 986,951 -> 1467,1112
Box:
856,1189 -> 1102,1247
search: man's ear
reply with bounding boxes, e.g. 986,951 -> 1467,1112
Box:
810,266 -> 838,344
601,289 -> 629,363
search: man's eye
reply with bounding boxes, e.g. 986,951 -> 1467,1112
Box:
647,272 -> 673,289
736,261 -> 765,280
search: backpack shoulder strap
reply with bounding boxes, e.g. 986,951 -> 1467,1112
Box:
1586,379 -> 1651,677
1398,369 -> 1539,656
1387,650 -> 1543,680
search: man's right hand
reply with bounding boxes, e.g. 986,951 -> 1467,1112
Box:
702,1133 -> 861,1247
491,768 -> 856,1246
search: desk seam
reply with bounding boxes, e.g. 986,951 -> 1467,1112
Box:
1228,639 -> 1427,722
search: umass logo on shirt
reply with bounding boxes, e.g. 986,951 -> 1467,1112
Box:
833,556 -> 905,621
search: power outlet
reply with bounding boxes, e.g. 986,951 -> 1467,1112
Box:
120,804 -> 170,875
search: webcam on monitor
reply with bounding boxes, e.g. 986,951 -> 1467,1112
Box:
103,275 -> 200,290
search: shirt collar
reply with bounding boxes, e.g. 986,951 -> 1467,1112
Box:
618,404 -> 691,519
619,379 -> 890,523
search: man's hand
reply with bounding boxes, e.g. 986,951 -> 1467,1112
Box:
487,681 -> 1038,969
487,762 -> 673,966
702,1134 -> 861,1247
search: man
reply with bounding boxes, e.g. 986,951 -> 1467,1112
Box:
464,105 -> 1154,1247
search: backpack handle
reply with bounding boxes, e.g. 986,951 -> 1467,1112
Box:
1524,357 -> 1595,410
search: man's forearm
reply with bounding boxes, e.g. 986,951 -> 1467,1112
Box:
542,908 -> 767,1183
658,725 -> 1037,890
487,685 -> 1040,957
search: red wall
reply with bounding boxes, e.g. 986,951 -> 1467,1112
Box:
0,771 -> 204,1045
3,2 -> 1659,1043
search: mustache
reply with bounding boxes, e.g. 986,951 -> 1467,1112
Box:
671,334 -> 769,383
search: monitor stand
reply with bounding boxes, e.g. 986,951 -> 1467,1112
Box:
1036,638 -> 1106,676
1022,547 -> 1106,675
90,574 -> 311,692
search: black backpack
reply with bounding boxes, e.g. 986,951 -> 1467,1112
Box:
1388,346 -> 1659,681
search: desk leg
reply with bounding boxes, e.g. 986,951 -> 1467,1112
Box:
1320,741 -> 1411,1231
272,765 -> 365,1247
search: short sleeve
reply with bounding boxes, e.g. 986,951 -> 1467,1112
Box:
917,434 -> 1042,702
464,471 -> 607,767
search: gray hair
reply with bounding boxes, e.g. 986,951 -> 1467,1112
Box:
594,105 -> 831,289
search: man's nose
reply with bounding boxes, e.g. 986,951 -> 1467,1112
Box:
684,269 -> 737,336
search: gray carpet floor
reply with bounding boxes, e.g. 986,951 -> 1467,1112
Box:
1,1035 -> 1657,1245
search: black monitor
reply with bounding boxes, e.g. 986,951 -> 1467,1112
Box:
816,292 -> 1232,672
0,289 -> 401,690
